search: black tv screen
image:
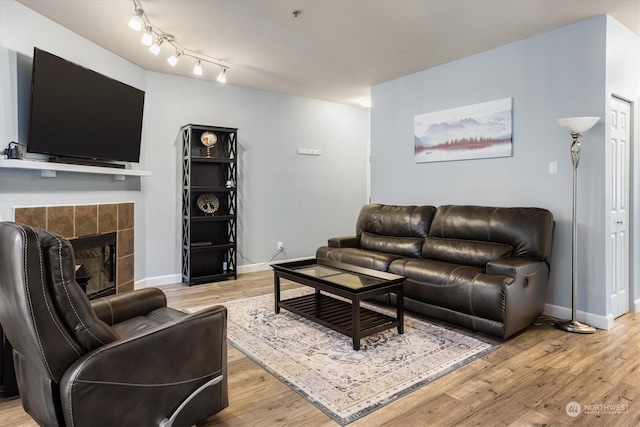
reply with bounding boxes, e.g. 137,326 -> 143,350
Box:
27,48 -> 145,163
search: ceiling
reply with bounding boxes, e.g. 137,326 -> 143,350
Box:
17,0 -> 640,106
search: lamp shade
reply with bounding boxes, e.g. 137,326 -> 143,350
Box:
556,117 -> 600,134
128,9 -> 144,31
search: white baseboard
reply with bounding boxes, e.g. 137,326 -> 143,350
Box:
634,298 -> 640,313
136,257 -> 314,289
543,303 -> 614,330
135,273 -> 181,289
236,262 -> 272,274
238,256 -> 314,274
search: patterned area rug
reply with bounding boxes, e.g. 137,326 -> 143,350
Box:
188,289 -> 497,425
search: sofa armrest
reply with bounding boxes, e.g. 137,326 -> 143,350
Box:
328,235 -> 361,248
487,257 -> 550,338
486,257 -> 548,280
91,288 -> 167,325
61,305 -> 228,426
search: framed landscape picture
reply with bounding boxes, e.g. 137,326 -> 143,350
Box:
414,98 -> 513,163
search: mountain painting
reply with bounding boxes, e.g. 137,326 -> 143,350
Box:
414,98 -> 512,163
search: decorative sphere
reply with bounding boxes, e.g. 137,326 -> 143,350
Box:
201,131 -> 218,148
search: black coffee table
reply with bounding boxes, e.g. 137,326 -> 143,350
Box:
272,258 -> 405,350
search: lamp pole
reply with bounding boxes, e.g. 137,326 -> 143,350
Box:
568,133 -> 588,328
555,117 -> 599,334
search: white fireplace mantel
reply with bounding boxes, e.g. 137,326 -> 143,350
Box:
0,158 -> 152,181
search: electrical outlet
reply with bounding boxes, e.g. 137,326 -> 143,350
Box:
277,241 -> 284,250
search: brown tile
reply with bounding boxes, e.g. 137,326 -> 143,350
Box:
118,203 -> 134,230
117,281 -> 134,294
14,207 -> 46,229
47,206 -> 74,237
117,254 -> 134,287
117,229 -> 134,257
98,204 -> 118,234
75,205 -> 98,237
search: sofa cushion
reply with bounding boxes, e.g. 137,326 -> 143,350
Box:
389,258 -> 483,287
389,258 -> 513,321
422,237 -> 512,267
316,246 -> 403,271
429,205 -> 554,260
110,307 -> 186,339
360,232 -> 424,257
356,204 -> 437,238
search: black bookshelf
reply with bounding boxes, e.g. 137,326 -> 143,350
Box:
181,124 -> 238,285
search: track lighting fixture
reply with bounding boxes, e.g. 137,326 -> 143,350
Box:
167,49 -> 183,67
128,7 -> 144,31
193,59 -> 203,76
128,0 -> 229,83
141,25 -> 153,46
217,68 -> 227,83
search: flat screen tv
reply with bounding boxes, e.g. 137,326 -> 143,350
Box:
27,48 -> 145,164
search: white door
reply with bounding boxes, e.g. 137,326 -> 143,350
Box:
610,97 -> 631,318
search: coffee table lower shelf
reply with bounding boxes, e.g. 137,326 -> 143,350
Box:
279,293 -> 399,344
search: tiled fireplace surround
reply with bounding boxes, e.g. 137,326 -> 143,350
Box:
14,203 -> 135,293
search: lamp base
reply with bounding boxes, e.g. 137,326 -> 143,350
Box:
554,319 -> 596,334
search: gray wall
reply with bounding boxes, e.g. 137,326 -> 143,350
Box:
142,72 -> 369,279
371,15 -> 639,324
0,1 -> 370,284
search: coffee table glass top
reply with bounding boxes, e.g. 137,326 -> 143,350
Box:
273,259 -> 404,291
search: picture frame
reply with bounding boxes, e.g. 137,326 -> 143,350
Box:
414,98 -> 513,163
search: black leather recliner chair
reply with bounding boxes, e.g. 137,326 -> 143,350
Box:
0,222 -> 228,426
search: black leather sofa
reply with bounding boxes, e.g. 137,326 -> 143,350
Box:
316,204 -> 555,339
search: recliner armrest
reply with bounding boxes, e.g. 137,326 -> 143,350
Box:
328,235 -> 360,248
61,305 -> 228,427
91,287 -> 168,325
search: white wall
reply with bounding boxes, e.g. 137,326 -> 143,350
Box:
0,1 -> 370,284
371,15 -> 638,326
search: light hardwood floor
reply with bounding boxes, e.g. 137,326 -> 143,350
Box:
1,270 -> 638,426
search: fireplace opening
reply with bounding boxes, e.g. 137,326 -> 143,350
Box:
70,232 -> 117,299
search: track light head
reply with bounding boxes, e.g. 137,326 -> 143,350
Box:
217,68 -> 227,83
193,59 -> 203,76
141,26 -> 153,46
149,37 -> 164,55
128,7 -> 144,31
149,34 -> 172,56
167,49 -> 183,67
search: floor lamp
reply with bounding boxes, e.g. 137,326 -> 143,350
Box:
555,116 -> 600,334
